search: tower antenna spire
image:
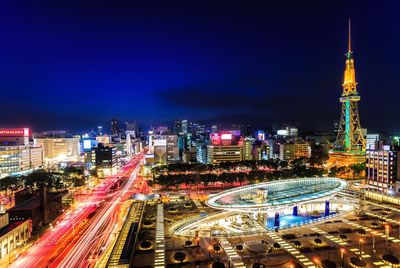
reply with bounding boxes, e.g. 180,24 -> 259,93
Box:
348,18 -> 352,52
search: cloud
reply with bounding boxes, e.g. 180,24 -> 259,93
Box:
157,77 -> 339,131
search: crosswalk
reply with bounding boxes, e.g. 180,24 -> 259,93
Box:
267,231 -> 316,268
219,237 -> 246,268
308,226 -> 348,246
154,204 -> 165,268
193,199 -> 206,213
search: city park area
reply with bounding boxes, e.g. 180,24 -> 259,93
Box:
146,176 -> 400,268
128,152 -> 400,268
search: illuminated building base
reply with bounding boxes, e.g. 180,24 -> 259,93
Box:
328,151 -> 365,166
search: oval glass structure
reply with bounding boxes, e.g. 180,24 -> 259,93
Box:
206,177 -> 348,212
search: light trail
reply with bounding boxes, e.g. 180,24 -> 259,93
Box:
10,152 -> 145,268
57,155 -> 144,268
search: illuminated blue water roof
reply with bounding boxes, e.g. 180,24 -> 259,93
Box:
206,177 -> 347,212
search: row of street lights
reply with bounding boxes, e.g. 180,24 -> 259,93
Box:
313,225 -> 394,268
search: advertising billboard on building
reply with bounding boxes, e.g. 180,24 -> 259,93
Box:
0,128 -> 30,137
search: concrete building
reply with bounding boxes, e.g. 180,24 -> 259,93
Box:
34,137 -> 80,161
0,128 -> 44,177
8,187 -> 62,230
96,135 -> 110,144
253,141 -> 270,160
196,143 -> 208,164
279,141 -> 311,162
181,120 -> 188,134
166,135 -> 179,162
125,121 -> 138,138
366,133 -> 389,150
0,145 -> 44,178
276,126 -> 298,138
150,135 -> 179,164
93,143 -> 117,176
29,146 -> 44,170
173,119 -> 182,135
366,142 -> 400,194
0,213 -> 31,260
207,144 -> 243,164
183,147 -> 196,163
243,137 -> 255,160
111,118 -> 119,136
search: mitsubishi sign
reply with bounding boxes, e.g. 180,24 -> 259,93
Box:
0,128 -> 30,137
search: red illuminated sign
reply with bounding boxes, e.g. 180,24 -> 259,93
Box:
210,133 -> 221,145
0,128 -> 30,137
221,133 -> 232,140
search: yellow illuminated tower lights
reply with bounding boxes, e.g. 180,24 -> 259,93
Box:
330,19 -> 366,165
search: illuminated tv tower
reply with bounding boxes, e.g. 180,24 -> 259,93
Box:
330,20 -> 365,165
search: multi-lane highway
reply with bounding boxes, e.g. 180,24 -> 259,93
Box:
11,152 -> 146,268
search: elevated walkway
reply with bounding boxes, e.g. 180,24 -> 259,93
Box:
107,201 -> 144,267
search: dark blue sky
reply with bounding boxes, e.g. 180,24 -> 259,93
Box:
0,0 -> 399,133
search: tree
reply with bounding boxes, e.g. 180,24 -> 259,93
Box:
173,252 -> 186,263
24,170 -> 57,188
63,166 -> 84,177
0,176 -> 22,200
72,177 -> 85,187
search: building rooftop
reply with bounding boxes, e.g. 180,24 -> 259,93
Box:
0,221 -> 25,238
8,192 -> 62,212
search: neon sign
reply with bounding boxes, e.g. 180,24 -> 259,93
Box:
0,128 -> 30,137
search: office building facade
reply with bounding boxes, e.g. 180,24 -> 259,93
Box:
366,143 -> 400,194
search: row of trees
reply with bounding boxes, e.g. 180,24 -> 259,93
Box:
152,159 -> 286,176
328,162 -> 366,177
154,162 -> 324,188
1,168 -> 87,199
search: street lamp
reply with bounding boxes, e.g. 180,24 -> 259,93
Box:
385,224 -> 390,245
340,248 -> 345,268
208,245 -> 212,258
372,231 -> 376,254
359,238 -> 364,260
314,257 -> 320,268
398,223 -> 400,239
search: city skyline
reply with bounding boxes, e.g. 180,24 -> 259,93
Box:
1,1 -> 400,132
2,2 -> 400,267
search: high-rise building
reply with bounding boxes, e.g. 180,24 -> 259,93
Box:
29,146 -> 44,170
366,133 -> 389,150
253,141 -> 270,160
111,118 -> 119,136
93,143 -> 117,176
166,135 -> 179,162
366,143 -> 400,194
173,119 -> 182,134
196,143 -> 208,164
243,137 -> 255,160
97,126 -> 103,136
181,120 -> 188,134
125,121 -> 138,138
151,135 -> 179,164
276,126 -> 298,138
330,20 -> 365,165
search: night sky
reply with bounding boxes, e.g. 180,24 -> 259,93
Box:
1,0 -> 399,133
